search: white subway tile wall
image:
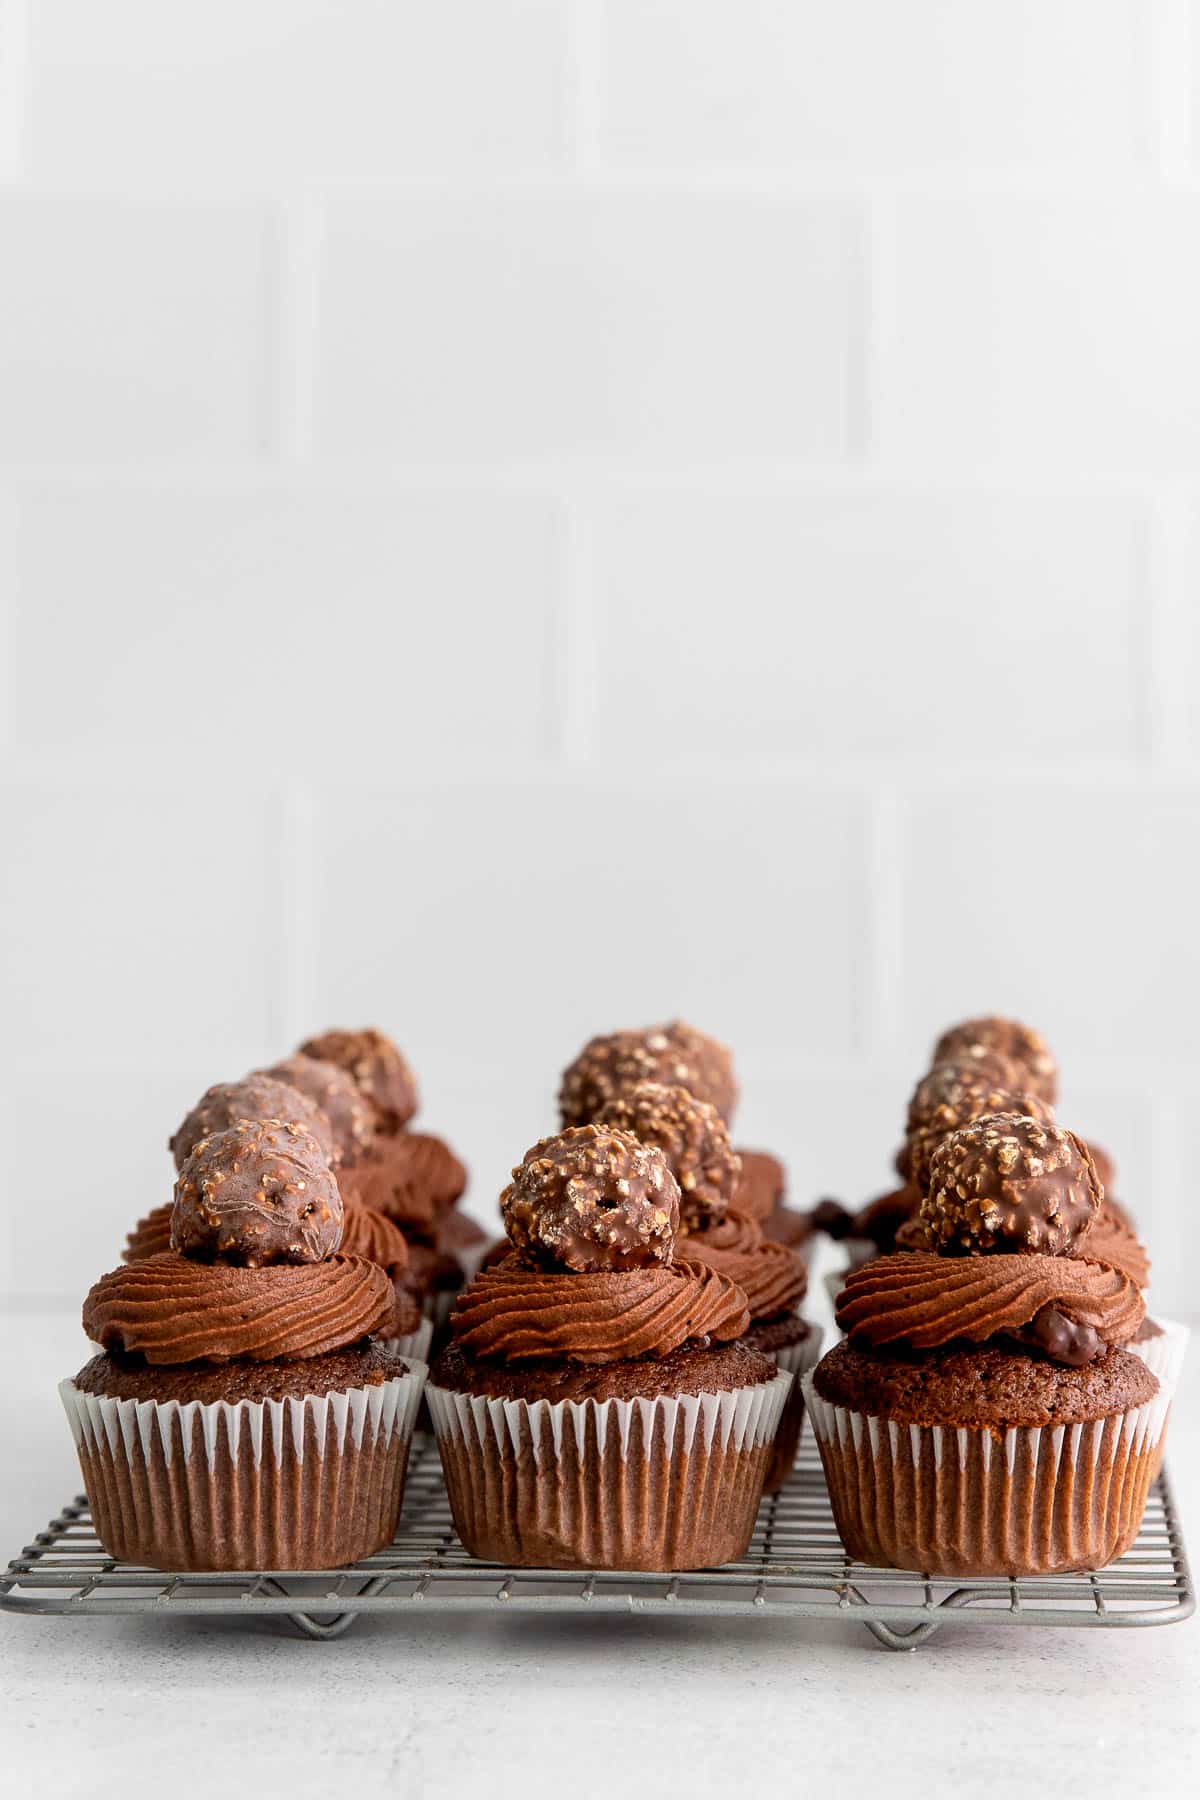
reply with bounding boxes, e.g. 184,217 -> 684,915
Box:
1,5 -> 1197,1309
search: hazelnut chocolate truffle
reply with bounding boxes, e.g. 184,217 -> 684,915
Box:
921,1113 -> 1101,1257
169,1074 -> 335,1172
597,1081 -> 740,1231
426,1125 -> 790,1570
298,1027 -> 419,1135
559,1020 -> 738,1129
932,1015 -> 1059,1104
900,1071 -> 1055,1197
171,1119 -> 342,1268
260,1054 -> 376,1167
500,1124 -> 679,1273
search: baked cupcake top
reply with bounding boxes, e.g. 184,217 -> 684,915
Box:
836,1111 -> 1146,1368
297,1026 -> 419,1135
447,1124 -> 750,1365
169,1073 -> 336,1172
84,1120 -> 392,1366
258,1054 -> 377,1167
558,1020 -> 738,1128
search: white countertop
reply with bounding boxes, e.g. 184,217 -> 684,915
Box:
3,1293 -> 1197,1800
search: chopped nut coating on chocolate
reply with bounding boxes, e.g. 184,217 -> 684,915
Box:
558,1020 -> 738,1128
596,1081 -> 740,1231
932,1016 -> 1058,1104
260,1054 -> 376,1167
298,1026 -> 419,1134
169,1074 -> 335,1172
500,1124 -> 680,1273
922,1113 -> 1101,1257
901,1070 -> 1055,1196
172,1119 -> 343,1268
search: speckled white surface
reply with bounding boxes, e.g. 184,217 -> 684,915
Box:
3,1305 -> 1196,1800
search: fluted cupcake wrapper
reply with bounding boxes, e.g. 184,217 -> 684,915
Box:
60,1362 -> 427,1572
1129,1318 -> 1189,1478
803,1371 -> 1169,1578
382,1317 -> 434,1363
427,1368 -> 792,1572
762,1321 -> 824,1493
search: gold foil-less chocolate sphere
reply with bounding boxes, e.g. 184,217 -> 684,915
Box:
558,1020 -> 738,1128
921,1113 -> 1100,1257
171,1119 -> 343,1267
500,1124 -> 680,1274
597,1081 -> 740,1231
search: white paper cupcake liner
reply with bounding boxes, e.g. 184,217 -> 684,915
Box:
428,1367 -> 792,1570
762,1322 -> 824,1491
61,1361 -> 427,1571
803,1370 -> 1169,1576
1128,1317 -> 1190,1397
382,1317 -> 434,1363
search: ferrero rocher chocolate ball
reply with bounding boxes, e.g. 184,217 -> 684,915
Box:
171,1119 -> 343,1267
169,1074 -> 335,1172
260,1054 -> 376,1167
905,1057 -> 1024,1140
932,1016 -> 1058,1105
558,1021 -> 738,1129
921,1113 -> 1100,1257
500,1124 -> 680,1273
900,1070 -> 1055,1196
298,1027 -> 419,1134
597,1081 -> 740,1231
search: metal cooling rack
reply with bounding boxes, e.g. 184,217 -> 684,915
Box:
1,1436 -> 1193,1650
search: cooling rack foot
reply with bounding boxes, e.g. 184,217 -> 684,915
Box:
287,1611 -> 358,1640
864,1620 -> 940,1652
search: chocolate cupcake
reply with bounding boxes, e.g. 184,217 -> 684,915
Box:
597,1083 -> 818,1492
806,1113 -> 1165,1576
426,1124 -> 790,1570
63,1120 -> 426,1571
339,1130 -> 477,1331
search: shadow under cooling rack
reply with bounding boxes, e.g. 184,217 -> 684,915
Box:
2,1437 -> 1193,1650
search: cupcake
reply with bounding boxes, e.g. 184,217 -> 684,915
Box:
63,1119 -> 425,1571
426,1124 -> 790,1570
597,1082 -> 817,1491
807,1113 -> 1164,1576
339,1130 -> 479,1331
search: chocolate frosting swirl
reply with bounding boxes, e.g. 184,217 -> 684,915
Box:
835,1250 -> 1144,1352
82,1252 -> 393,1365
450,1256 -> 750,1364
683,1208 -> 807,1322
123,1203 -> 173,1263
338,1202 -> 409,1274
1084,1208 -> 1151,1289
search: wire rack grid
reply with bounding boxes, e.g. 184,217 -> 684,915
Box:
2,1435 -> 1192,1650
